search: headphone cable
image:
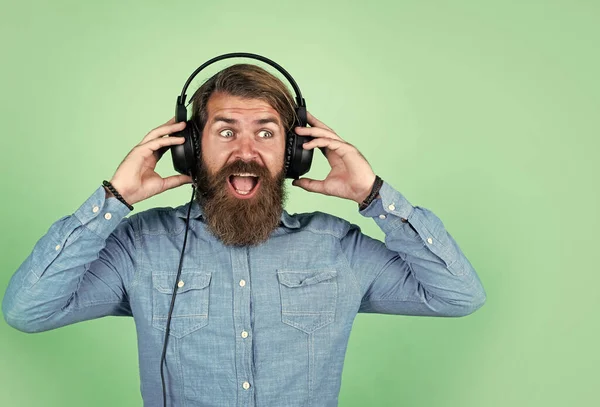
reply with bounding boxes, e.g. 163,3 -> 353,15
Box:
160,185 -> 196,407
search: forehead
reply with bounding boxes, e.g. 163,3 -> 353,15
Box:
206,92 -> 281,124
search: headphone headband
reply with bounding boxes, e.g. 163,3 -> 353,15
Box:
177,52 -> 305,108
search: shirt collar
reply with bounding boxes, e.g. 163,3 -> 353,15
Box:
175,199 -> 203,220
175,201 -> 301,229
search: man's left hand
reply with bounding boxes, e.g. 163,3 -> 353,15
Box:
291,112 -> 376,204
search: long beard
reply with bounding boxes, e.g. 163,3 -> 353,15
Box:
195,159 -> 286,246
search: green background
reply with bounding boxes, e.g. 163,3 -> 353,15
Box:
1,0 -> 598,405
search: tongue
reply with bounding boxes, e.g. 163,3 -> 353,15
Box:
231,176 -> 257,192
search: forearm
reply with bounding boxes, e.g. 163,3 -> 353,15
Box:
2,186 -> 134,332
357,182 -> 486,316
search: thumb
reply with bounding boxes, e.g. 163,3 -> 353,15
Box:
162,174 -> 193,192
292,178 -> 326,194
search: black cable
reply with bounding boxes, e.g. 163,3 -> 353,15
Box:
160,186 -> 196,407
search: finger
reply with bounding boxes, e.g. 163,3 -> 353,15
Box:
291,178 -> 328,195
294,125 -> 343,141
306,111 -> 334,132
138,135 -> 186,158
150,116 -> 179,137
140,120 -> 187,144
141,120 -> 186,144
153,144 -> 171,161
302,137 -> 350,154
162,174 -> 193,191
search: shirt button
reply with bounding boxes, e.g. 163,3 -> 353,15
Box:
55,244 -> 61,251
177,280 -> 185,288
239,279 -> 246,287
104,213 -> 112,220
242,381 -> 251,390
401,218 -> 408,223
388,204 -> 396,211
427,237 -> 433,244
241,330 -> 248,338
378,214 -> 386,219
92,206 -> 99,213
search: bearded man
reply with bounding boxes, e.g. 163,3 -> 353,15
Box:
3,63 -> 486,407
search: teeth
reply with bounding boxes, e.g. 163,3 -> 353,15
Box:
233,173 -> 257,177
235,189 -> 250,195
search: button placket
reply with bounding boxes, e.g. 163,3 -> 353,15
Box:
231,248 -> 254,398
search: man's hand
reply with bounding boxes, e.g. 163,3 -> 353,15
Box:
108,117 -> 193,205
291,112 -> 376,204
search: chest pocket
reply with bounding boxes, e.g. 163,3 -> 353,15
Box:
277,269 -> 337,334
152,271 -> 212,338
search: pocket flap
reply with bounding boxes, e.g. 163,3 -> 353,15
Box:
153,272 -> 212,294
277,270 -> 337,288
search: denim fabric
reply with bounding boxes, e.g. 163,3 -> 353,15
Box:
2,182 -> 486,406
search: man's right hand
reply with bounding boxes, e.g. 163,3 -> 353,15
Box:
108,117 -> 193,206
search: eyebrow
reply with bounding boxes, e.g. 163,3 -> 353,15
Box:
211,115 -> 281,127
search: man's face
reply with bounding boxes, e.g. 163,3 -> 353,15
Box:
195,92 -> 288,246
201,91 -> 286,197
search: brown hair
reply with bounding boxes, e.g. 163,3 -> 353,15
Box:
190,63 -> 297,132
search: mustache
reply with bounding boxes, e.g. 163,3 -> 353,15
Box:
215,160 -> 272,180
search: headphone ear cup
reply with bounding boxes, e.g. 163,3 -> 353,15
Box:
171,120 -> 202,180
285,133 -> 314,179
189,120 -> 202,182
285,106 -> 313,179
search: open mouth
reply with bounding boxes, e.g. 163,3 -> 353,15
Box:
227,172 -> 260,199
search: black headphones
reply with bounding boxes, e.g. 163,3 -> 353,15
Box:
170,52 -> 313,180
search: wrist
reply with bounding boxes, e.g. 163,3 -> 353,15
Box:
103,180 -> 134,211
104,187 -> 115,199
108,179 -> 135,204
358,175 -> 383,210
354,174 -> 377,204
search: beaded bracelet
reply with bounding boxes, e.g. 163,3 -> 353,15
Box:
102,180 -> 134,211
358,175 -> 383,211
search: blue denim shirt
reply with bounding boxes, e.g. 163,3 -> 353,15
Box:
2,182 -> 486,407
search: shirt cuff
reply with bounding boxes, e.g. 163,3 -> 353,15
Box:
73,186 -> 132,240
359,181 -> 415,231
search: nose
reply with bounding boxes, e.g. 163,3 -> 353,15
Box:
233,133 -> 258,162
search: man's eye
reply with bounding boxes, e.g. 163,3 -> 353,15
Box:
219,129 -> 234,138
258,130 -> 273,138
